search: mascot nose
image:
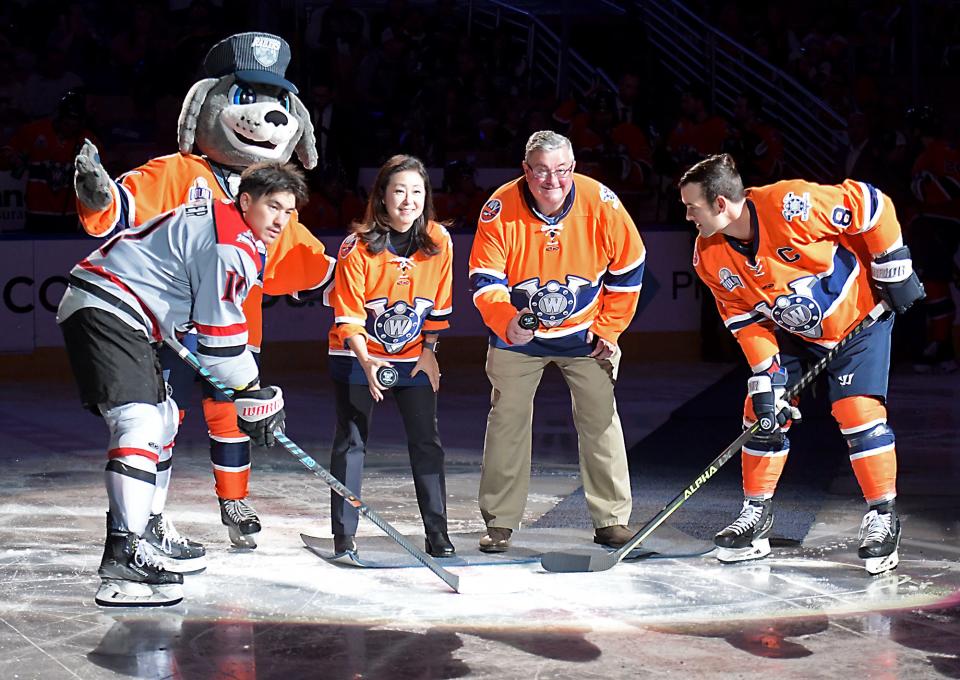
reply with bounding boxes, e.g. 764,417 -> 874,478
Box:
265,110 -> 289,127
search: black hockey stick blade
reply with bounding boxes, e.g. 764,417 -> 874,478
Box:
540,548 -> 618,573
277,432 -> 460,592
540,302 -> 890,574
165,337 -> 460,593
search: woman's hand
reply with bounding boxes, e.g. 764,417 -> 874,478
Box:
411,346 -> 441,392
360,356 -> 393,402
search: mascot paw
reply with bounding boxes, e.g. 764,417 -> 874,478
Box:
74,139 -> 113,211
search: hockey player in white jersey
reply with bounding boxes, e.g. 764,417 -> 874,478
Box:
57,162 -> 306,607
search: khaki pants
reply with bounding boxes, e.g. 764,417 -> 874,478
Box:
478,346 -> 632,530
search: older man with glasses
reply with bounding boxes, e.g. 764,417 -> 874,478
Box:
468,130 -> 647,552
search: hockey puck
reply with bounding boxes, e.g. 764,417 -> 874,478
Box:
518,312 -> 539,330
376,365 -> 399,388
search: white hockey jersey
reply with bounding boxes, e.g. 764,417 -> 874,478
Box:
57,199 -> 262,389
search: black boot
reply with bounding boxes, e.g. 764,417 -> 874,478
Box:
425,531 -> 456,557
334,534 -> 357,554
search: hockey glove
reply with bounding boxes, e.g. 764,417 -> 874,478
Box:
871,245 -> 925,314
235,386 -> 285,447
747,363 -> 801,441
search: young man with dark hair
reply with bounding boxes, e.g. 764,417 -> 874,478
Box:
57,162 -> 305,606
679,153 -> 924,574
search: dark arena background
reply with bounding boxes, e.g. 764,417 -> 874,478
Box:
1,1 -> 959,678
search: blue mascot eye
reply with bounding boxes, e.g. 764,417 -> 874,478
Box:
231,85 -> 257,106
280,93 -> 290,111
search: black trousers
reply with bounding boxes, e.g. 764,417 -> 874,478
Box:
330,381 -> 448,536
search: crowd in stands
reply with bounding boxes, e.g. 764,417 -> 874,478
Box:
0,0 -> 957,241
0,0 -> 956,371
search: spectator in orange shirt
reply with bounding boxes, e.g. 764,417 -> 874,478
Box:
6,90 -> 98,234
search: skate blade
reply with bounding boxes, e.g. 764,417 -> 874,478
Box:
159,554 -> 207,574
95,580 -> 183,607
716,539 -> 771,563
227,525 -> 258,549
864,550 -> 899,575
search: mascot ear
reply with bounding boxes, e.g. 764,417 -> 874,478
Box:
290,93 -> 319,170
178,78 -> 219,154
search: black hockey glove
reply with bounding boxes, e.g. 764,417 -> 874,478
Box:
235,386 -> 285,447
747,362 -> 800,441
871,245 -> 925,314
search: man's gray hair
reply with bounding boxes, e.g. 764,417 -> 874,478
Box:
524,130 -> 574,161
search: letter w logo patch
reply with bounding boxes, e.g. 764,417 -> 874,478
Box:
838,373 -> 854,386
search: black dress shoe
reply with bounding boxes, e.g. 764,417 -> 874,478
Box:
425,531 -> 456,557
334,534 -> 357,554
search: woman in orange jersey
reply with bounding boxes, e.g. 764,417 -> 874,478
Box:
327,155 -> 455,558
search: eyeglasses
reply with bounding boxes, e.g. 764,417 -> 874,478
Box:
526,163 -> 575,181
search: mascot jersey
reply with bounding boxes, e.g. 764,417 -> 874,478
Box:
468,174 -> 645,357
693,179 -> 903,369
329,221 -> 452,377
59,199 -> 261,389
76,152 -> 335,351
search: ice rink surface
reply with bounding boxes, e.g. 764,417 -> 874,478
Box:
1,358 -> 958,679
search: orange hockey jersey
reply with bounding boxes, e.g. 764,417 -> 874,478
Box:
76,152 -> 335,350
469,174 -> 645,356
329,220 -> 453,363
694,179 -> 902,370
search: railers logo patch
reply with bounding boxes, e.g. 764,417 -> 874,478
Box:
770,294 -> 822,333
514,276 -> 591,328
480,199 -> 502,223
251,35 -> 281,67
368,298 -> 434,354
718,267 -> 744,291
781,191 -> 811,221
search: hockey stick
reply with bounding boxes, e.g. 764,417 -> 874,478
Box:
164,336 -> 460,593
541,301 -> 891,574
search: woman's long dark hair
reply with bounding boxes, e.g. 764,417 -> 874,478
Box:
352,155 -> 440,257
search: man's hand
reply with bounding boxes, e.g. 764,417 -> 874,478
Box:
235,386 -> 285,447
506,309 -> 536,346
747,364 -> 800,440
586,330 -> 616,360
871,245 -> 925,314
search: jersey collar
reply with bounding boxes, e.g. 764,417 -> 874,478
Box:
520,178 -> 576,226
723,198 -> 761,265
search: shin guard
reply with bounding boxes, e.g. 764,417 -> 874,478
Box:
203,398 -> 251,500
832,396 -> 897,504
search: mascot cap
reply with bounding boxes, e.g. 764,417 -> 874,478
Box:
204,32 -> 298,94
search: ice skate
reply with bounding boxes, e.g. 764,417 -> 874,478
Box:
715,499 -> 774,563
858,502 -> 900,575
96,526 -> 184,607
219,498 -> 261,548
143,513 -> 207,574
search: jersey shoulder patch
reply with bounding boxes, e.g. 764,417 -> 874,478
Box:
598,183 -> 621,210
480,198 -> 502,223
339,233 -> 359,258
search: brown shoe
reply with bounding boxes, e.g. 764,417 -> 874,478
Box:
594,525 -> 634,548
479,527 -> 512,553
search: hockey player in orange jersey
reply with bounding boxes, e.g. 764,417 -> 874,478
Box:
469,130 -> 646,553
679,153 -> 925,574
72,33 -> 335,553
328,155 -> 455,558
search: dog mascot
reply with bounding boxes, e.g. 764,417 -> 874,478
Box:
74,32 -> 334,555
